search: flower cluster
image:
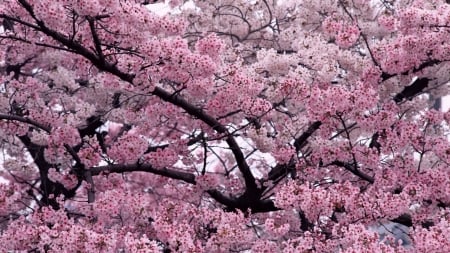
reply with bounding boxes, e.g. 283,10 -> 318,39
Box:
48,168 -> 78,190
195,33 -> 224,60
107,133 -> 148,164
49,125 -> 81,147
79,137 -> 102,168
143,147 -> 178,168
322,16 -> 360,48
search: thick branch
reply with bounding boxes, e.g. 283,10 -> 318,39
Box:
381,59 -> 441,81
293,121 -> 322,152
90,163 -> 196,184
78,116 -> 103,138
0,113 -> 51,133
207,189 -> 279,213
391,214 -> 413,227
87,17 -> 105,61
393,78 -> 429,103
18,136 -> 79,209
84,170 -> 95,203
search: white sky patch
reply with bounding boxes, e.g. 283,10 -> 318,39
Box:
146,2 -> 171,15
442,95 -> 450,111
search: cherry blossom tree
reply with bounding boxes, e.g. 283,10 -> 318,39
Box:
0,0 -> 449,252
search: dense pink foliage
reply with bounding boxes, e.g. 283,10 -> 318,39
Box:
0,0 -> 449,252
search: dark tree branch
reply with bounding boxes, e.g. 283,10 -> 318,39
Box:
18,135 -> 78,210
381,59 -> 441,81
63,144 -> 94,203
90,163 -> 196,184
0,113 -> 51,133
329,160 -> 374,183
84,170 -> 95,203
2,18 -> 14,31
207,189 -> 279,213
90,164 -> 277,213
78,116 -> 103,138
298,209 -> 315,231
369,132 -> 381,153
293,121 -> 322,152
87,17 -> 105,61
391,214 -> 413,227
0,112 -> 99,204
393,78 -> 429,104
1,56 -> 36,79
267,162 -> 295,182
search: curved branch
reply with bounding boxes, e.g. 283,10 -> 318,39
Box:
90,163 -> 196,184
0,113 -> 51,133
